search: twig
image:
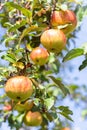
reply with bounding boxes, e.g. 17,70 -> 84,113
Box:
31,78 -> 40,89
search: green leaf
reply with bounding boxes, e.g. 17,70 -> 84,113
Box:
58,106 -> 73,121
58,106 -> 73,115
19,25 -> 38,42
82,109 -> 87,118
34,98 -> 40,106
2,53 -> 16,63
6,2 -> 32,18
16,113 -> 25,123
8,20 -> 26,32
44,97 -> 54,110
0,85 -> 4,88
49,76 -> 70,96
81,42 -> 87,54
79,59 -> 87,70
33,0 -> 41,9
59,112 -> 73,121
0,94 -> 7,99
63,48 -> 84,62
3,34 -> 17,44
0,13 -> 5,17
60,4 -> 68,11
50,112 -> 58,119
45,112 -> 53,122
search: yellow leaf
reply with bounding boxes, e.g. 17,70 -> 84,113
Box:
13,62 -> 24,69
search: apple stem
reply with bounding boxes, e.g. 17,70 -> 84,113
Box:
52,0 -> 57,11
31,78 -> 40,89
49,0 -> 57,28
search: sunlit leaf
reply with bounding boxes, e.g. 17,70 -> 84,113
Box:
49,76 -> 70,96
1,54 -> 16,63
82,109 -> 87,118
63,48 -> 84,62
8,20 -> 26,32
0,85 -> 4,88
13,62 -> 24,69
19,25 -> 38,42
44,97 -> 54,110
3,34 -> 18,44
6,2 -> 32,18
81,42 -> 87,54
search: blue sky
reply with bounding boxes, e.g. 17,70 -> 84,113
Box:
62,16 -> 87,130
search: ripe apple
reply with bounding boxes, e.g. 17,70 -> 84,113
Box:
51,10 -> 77,35
62,127 -> 70,130
30,47 -> 49,65
14,101 -> 33,112
5,76 -> 33,101
24,111 -> 42,126
40,29 -> 66,53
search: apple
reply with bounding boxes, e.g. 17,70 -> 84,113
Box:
62,127 -> 70,130
3,104 -> 12,112
40,29 -> 66,53
51,10 -> 77,35
24,111 -> 42,126
5,76 -> 33,101
14,101 -> 33,112
30,47 -> 49,65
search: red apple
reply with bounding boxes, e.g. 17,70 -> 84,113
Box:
51,10 -> 77,35
30,47 -> 49,65
5,76 -> 33,101
40,29 -> 66,53
62,127 -> 70,130
3,104 -> 12,112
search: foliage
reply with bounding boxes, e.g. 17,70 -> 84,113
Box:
0,0 -> 87,130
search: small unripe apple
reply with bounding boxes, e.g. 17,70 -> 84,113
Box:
24,111 -> 42,126
14,101 -> 33,112
51,10 -> 77,35
5,76 -> 33,101
40,29 -> 66,53
30,47 -> 49,65
3,104 -> 12,112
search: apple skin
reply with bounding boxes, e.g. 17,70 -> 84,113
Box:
40,29 -> 66,53
5,76 -> 33,101
14,101 -> 33,112
24,111 -> 42,126
3,104 -> 12,112
62,127 -> 70,130
30,47 -> 49,66
51,10 -> 77,35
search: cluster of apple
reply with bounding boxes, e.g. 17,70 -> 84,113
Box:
4,9 -> 77,127
30,9 -> 77,66
4,76 -> 42,126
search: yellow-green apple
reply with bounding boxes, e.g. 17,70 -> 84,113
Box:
5,76 -> 33,101
24,111 -> 42,126
30,47 -> 49,65
40,29 -> 66,53
14,101 -> 33,112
